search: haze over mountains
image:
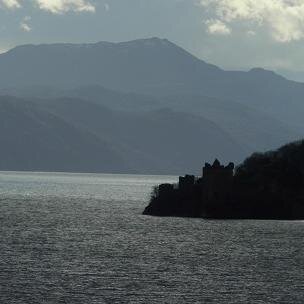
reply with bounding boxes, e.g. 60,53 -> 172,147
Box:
0,38 -> 303,174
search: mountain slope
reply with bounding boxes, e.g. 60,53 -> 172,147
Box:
0,38 -> 303,174
0,96 -> 128,173
0,38 -> 220,92
1,85 -> 301,162
1,38 -> 304,129
163,94 -> 301,152
0,95 -> 248,174
37,97 -> 247,174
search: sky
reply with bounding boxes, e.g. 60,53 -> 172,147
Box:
1,0 -> 304,80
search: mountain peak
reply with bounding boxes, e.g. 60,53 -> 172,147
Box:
8,37 -> 174,53
103,37 -> 178,50
248,67 -> 285,80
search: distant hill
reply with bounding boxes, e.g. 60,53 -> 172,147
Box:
1,38 -> 304,129
1,85 -> 300,155
39,97 -> 247,174
0,96 -> 128,173
0,38 -> 303,174
0,38 -> 220,92
0,95 -> 246,174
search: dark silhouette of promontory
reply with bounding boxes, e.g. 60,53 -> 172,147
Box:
143,140 -> 304,219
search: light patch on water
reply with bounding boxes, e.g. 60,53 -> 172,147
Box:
0,172 -> 303,303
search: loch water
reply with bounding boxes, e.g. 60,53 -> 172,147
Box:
0,171 -> 303,304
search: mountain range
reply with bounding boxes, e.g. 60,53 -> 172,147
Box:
0,37 -> 302,174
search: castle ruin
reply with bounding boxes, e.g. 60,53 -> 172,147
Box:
144,159 -> 236,217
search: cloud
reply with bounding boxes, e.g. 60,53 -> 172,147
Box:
34,0 -> 96,14
20,22 -> 31,31
0,0 -> 21,9
247,30 -> 256,36
20,16 -> 31,32
206,19 -> 231,35
0,0 -> 96,13
0,47 -> 8,54
200,0 -> 304,42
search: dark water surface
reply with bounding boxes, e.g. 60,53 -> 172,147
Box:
0,171 -> 303,303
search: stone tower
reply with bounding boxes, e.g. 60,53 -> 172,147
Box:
202,159 -> 234,201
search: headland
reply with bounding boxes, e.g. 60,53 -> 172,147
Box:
143,140 -> 304,219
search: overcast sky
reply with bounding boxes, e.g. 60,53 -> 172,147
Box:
1,0 -> 304,79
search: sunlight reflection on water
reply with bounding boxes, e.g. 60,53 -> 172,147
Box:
0,171 -> 303,303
